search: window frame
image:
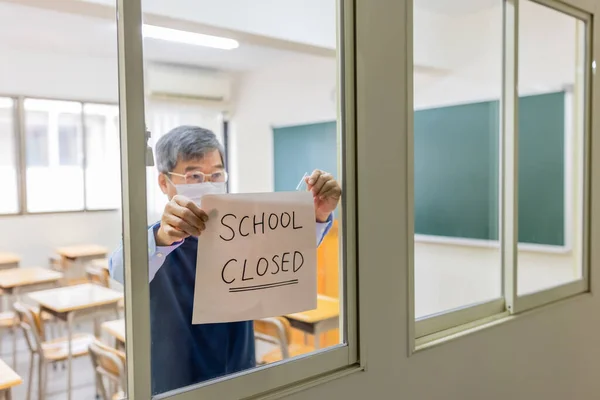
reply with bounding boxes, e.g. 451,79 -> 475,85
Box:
0,96 -> 20,215
117,1 -> 362,400
412,0 -> 596,343
0,94 -> 121,216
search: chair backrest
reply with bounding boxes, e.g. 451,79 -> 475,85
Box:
89,339 -> 127,396
254,317 -> 292,359
48,255 -> 64,272
13,302 -> 44,354
86,265 -> 110,287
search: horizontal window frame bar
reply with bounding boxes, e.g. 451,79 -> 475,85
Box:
415,298 -> 505,339
414,234 -> 572,254
512,279 -> 587,313
155,346 -> 351,400
0,208 -> 120,218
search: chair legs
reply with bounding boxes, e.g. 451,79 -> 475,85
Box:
95,372 -> 108,400
26,354 -> 34,400
11,324 -> 17,369
37,356 -> 46,400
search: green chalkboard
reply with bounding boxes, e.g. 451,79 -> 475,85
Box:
273,121 -> 338,192
414,91 -> 565,246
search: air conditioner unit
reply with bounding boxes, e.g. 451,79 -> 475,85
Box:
145,63 -> 232,102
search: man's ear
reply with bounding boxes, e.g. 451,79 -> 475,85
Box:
158,173 -> 169,195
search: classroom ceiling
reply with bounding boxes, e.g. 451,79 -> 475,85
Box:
0,2 -> 300,72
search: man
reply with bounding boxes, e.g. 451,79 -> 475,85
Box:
109,125 -> 341,394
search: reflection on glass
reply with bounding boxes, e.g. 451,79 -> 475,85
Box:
110,52 -> 341,394
413,1 -> 502,319
24,99 -> 84,212
0,98 -> 18,214
517,1 -> 585,295
110,123 -> 341,394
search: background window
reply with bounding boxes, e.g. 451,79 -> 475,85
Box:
24,98 -> 84,212
516,0 -> 586,294
413,1 -> 502,319
25,117 -> 50,167
58,115 -> 81,166
0,97 -> 18,214
84,103 -> 121,210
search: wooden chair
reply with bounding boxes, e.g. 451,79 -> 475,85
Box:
0,311 -> 17,366
254,317 -> 314,364
13,302 -> 94,400
0,307 -> 54,369
86,266 -> 110,287
89,339 -> 127,400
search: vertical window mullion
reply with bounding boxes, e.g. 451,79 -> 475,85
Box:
579,9 -> 592,289
116,0 -> 152,398
16,96 -> 27,214
501,0 -> 520,312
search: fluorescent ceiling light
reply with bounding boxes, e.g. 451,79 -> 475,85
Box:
142,24 -> 239,50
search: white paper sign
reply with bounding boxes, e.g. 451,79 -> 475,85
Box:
192,191 -> 317,324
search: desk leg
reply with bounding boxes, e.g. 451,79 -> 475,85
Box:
11,290 -> 17,369
67,312 -> 74,400
313,323 -> 322,350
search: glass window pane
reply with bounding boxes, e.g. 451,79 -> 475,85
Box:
0,97 -> 18,214
84,103 -> 122,210
517,1 -> 585,294
108,7 -> 344,396
24,98 -> 84,212
413,1 -> 502,318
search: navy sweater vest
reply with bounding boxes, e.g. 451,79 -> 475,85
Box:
149,232 -> 256,395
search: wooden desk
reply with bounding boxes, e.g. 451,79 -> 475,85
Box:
286,295 -> 340,349
0,267 -> 63,295
55,245 -> 108,285
0,253 -> 20,271
28,284 -> 123,400
55,245 -> 108,260
0,358 -> 22,400
0,267 -> 63,366
102,318 -> 125,347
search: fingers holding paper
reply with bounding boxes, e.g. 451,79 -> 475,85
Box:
306,169 -> 342,222
156,195 -> 209,246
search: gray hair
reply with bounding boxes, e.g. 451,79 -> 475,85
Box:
155,125 -> 225,173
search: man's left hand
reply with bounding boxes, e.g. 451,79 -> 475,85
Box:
306,169 -> 342,223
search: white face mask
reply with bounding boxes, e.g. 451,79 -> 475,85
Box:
175,182 -> 227,206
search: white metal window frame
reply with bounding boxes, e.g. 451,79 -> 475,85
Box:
412,0 -> 597,341
117,1 -> 362,399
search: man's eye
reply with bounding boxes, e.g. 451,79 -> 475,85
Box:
190,173 -> 205,181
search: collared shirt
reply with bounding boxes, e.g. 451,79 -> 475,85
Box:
109,215 -> 333,394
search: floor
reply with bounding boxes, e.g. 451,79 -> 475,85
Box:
1,318 -> 277,400
1,321 -> 98,400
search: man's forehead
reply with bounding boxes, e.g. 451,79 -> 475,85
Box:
174,151 -> 223,172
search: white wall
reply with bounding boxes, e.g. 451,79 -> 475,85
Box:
229,53 -> 337,193
0,47 -> 118,102
0,211 -> 121,268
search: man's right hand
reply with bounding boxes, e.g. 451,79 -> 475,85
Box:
155,195 -> 209,246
